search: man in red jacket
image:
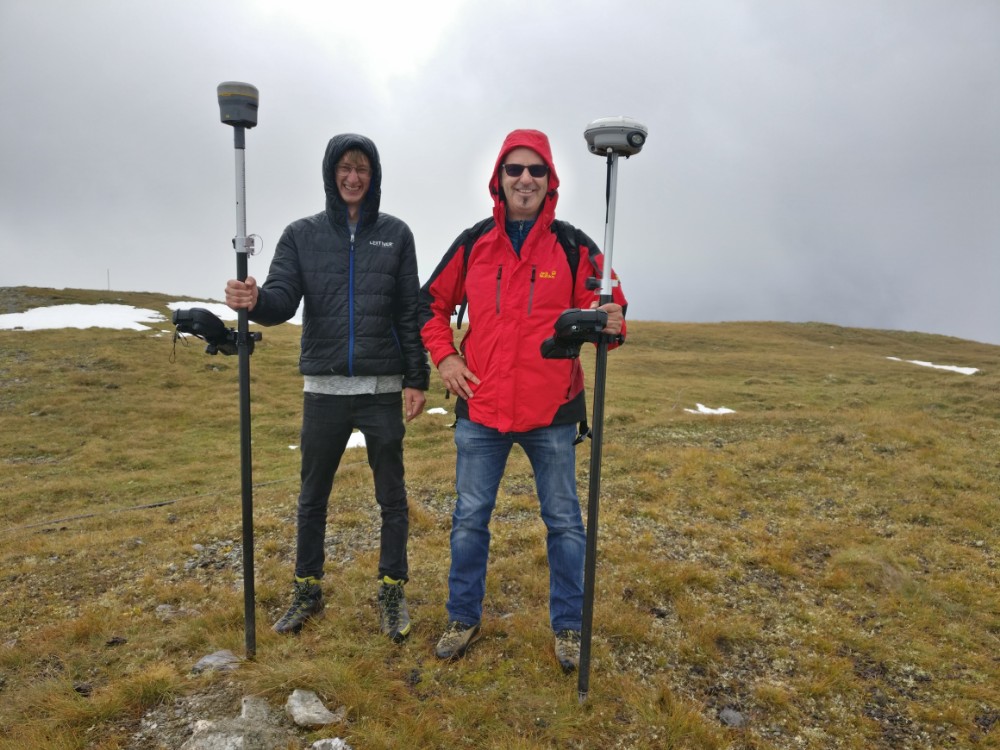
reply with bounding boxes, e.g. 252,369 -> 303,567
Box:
418,129 -> 627,672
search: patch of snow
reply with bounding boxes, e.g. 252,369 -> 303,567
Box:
684,403 -> 735,415
0,303 -> 164,331
886,356 -> 978,375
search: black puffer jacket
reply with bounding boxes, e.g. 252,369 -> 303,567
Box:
249,134 -> 429,390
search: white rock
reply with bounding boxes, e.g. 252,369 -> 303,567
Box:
240,695 -> 273,723
285,689 -> 346,727
179,719 -> 243,750
312,739 -> 353,750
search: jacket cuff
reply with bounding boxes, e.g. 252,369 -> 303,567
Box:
432,347 -> 460,368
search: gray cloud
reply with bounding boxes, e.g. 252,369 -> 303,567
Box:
2,0 -> 998,343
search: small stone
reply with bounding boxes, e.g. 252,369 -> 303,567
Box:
73,682 -> 93,696
719,707 -> 746,728
156,604 -> 178,621
191,650 -> 242,674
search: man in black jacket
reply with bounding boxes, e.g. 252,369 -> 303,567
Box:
224,133 -> 429,641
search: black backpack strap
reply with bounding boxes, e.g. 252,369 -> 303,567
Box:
455,217 -> 495,330
550,220 -> 581,292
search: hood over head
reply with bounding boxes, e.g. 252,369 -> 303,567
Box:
322,133 -> 382,227
490,129 -> 560,227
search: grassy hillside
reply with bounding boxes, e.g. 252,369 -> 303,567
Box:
1,286 -> 998,749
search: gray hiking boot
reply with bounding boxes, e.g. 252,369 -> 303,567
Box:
272,577 -> 324,634
554,629 -> 581,673
435,620 -> 482,660
377,576 -> 411,643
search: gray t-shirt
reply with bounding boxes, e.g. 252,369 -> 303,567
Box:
303,373 -> 403,395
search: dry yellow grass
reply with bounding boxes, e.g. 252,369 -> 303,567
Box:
1,286 -> 999,749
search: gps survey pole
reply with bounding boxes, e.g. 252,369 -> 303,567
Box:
578,117 -> 648,703
218,81 -> 260,658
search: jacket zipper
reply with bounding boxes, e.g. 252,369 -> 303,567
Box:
495,265 -> 503,315
348,230 -> 356,375
527,265 -> 536,316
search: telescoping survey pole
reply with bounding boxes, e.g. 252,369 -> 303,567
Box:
218,81 -> 260,658
578,117 -> 648,703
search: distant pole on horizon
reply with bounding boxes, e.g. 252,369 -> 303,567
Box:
107,269 -> 110,291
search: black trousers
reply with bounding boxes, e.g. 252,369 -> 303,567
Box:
294,391 -> 409,581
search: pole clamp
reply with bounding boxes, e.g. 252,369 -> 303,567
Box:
232,234 -> 261,255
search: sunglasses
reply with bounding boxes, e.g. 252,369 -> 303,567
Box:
502,163 -> 549,178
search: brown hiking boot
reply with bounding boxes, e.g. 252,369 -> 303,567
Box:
434,620 -> 481,660
272,577 -> 324,634
554,629 -> 581,673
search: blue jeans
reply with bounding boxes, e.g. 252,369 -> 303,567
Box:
295,392 -> 408,581
447,418 -> 584,632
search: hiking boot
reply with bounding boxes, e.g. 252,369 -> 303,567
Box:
435,620 -> 482,660
554,629 -> 581,673
272,577 -> 324,634
377,576 -> 411,642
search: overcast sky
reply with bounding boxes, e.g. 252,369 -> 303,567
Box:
2,0 -> 998,343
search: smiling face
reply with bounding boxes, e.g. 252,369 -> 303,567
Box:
335,149 -> 372,220
500,146 -> 549,221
